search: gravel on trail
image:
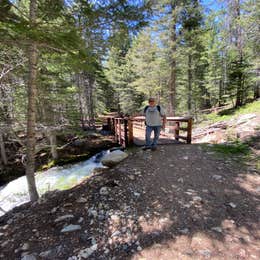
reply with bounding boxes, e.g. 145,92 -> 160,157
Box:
0,144 -> 259,260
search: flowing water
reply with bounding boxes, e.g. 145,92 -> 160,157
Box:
0,150 -> 108,216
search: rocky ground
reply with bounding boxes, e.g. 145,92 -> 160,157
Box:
0,143 -> 259,260
192,113 -> 260,145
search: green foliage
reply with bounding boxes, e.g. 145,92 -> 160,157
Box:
210,141 -> 250,156
194,100 -> 259,130
0,0 -> 258,131
256,159 -> 260,171
204,100 -> 260,124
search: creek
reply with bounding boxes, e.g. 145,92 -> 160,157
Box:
0,150 -> 108,216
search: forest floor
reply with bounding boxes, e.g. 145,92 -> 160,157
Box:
0,141 -> 259,259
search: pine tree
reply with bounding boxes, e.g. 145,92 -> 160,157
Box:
26,0 -> 39,201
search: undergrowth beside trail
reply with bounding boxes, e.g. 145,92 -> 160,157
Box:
196,100 -> 260,127
210,141 -> 251,156
205,139 -> 259,172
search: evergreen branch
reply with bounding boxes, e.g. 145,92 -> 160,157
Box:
9,2 -> 30,22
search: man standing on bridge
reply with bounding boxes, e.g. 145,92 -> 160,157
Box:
143,97 -> 166,151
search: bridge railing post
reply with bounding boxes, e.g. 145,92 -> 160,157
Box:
107,118 -> 112,131
175,122 -> 180,141
106,115 -> 192,146
118,119 -> 122,144
128,118 -> 134,146
114,118 -> 118,143
187,118 -> 192,144
123,118 -> 128,147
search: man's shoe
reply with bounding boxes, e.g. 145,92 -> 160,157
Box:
151,146 -> 157,151
142,146 -> 151,150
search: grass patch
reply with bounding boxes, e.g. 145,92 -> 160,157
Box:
210,141 -> 251,156
256,157 -> 260,171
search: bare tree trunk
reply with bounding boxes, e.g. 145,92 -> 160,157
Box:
187,54 -> 192,113
219,79 -> 223,106
0,131 -> 7,165
254,67 -> 260,99
231,0 -> 244,107
223,50 -> 228,102
46,128 -> 58,160
219,52 -> 226,106
77,73 -> 86,129
26,0 -> 39,201
169,4 -> 177,116
89,79 -> 95,121
200,84 -> 211,109
85,74 -> 95,124
77,72 -> 96,129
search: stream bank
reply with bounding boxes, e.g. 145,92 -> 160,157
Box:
0,132 -> 117,185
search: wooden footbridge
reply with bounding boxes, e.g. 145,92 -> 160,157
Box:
101,115 -> 193,147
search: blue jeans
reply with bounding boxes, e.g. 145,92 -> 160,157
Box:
145,125 -> 161,148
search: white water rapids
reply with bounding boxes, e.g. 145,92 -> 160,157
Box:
0,151 -> 108,216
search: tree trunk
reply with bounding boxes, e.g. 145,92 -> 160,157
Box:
223,51 -> 228,103
77,73 -> 88,129
235,57 -> 244,107
169,4 -> 177,116
0,131 -> 7,165
254,67 -> 260,99
26,0 -> 39,201
200,85 -> 211,109
47,129 -> 58,160
77,72 -> 96,129
84,73 -> 95,124
187,54 -> 192,113
218,79 -> 224,106
219,52 -> 225,106
232,0 -> 244,107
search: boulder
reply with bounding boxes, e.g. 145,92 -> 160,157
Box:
101,150 -> 128,167
21,255 -> 37,260
61,224 -> 81,233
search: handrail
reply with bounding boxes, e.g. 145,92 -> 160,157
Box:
104,116 -> 193,147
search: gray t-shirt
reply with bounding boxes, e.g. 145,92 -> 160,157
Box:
144,106 -> 166,126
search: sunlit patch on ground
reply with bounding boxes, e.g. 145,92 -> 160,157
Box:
132,223 -> 260,259
235,174 -> 260,195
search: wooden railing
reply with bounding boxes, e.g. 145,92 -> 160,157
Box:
104,115 -> 193,147
113,118 -> 133,147
132,116 -> 193,144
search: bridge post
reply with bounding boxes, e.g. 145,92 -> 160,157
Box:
128,119 -> 134,146
187,118 -> 192,144
114,119 -> 118,142
175,122 -> 180,141
107,118 -> 112,131
124,119 -> 128,147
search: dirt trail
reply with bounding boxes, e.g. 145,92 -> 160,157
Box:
0,144 -> 259,259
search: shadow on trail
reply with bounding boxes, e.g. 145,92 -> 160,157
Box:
133,129 -> 185,146
0,143 -> 259,259
102,143 -> 259,259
